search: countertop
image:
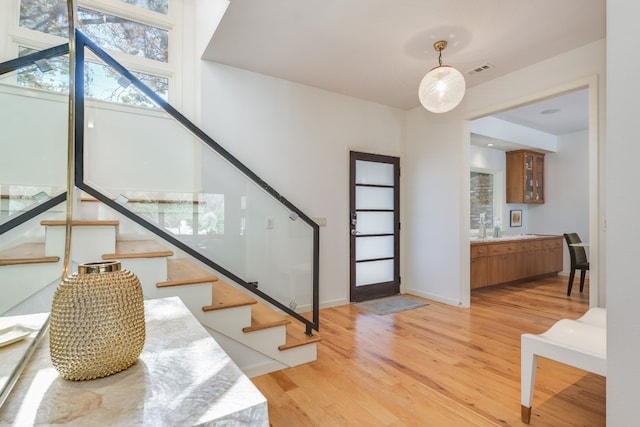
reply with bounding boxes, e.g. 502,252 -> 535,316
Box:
470,234 -> 562,244
0,297 -> 269,426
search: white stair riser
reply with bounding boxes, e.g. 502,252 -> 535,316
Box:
208,321 -> 287,350
44,225 -> 116,264
198,305 -> 252,330
118,258 -> 168,292
276,343 -> 318,367
205,328 -> 289,378
148,282 -> 213,311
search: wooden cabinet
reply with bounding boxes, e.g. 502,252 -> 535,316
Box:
470,235 -> 562,288
506,150 -> 545,203
541,238 -> 563,273
470,245 -> 488,289
517,240 -> 544,278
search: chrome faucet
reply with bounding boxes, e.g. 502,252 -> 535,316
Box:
479,213 -> 487,239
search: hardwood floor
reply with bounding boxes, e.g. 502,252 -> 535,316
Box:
251,276 -> 605,426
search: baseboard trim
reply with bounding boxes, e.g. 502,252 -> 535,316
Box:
243,360 -> 288,378
404,288 -> 462,307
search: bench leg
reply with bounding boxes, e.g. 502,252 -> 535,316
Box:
521,338 -> 538,424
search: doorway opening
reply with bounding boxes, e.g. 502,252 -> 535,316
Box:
466,83 -> 598,306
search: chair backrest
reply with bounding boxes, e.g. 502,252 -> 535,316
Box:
563,233 -> 588,266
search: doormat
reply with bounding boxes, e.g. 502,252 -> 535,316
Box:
354,295 -> 427,315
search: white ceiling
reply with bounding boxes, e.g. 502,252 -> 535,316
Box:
203,0 -> 604,134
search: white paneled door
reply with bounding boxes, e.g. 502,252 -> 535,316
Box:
349,151 -> 400,302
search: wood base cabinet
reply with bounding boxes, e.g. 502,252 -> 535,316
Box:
471,235 -> 562,289
471,245 -> 488,289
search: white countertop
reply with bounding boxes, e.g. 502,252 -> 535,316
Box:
470,234 -> 555,242
0,297 -> 269,426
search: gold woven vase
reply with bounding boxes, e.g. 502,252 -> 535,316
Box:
49,261 -> 146,381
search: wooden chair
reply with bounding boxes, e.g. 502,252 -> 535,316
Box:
563,233 -> 589,296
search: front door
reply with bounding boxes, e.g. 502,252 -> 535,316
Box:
349,151 -> 400,302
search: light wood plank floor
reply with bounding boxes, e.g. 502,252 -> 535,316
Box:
251,276 -> 605,426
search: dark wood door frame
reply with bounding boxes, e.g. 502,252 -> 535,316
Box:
349,151 -> 400,302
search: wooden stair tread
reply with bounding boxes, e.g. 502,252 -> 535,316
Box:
243,303 -> 291,333
203,280 -> 256,311
103,240 -> 174,260
278,323 -> 322,351
40,219 -> 119,227
157,258 -> 218,287
0,243 -> 59,266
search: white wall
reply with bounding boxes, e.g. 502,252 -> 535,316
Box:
405,39 -> 605,307
198,62 -> 405,307
606,1 -> 640,424
528,130 -> 589,274
404,111 -> 466,305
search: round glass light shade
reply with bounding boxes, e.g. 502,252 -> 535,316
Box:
418,65 -> 466,113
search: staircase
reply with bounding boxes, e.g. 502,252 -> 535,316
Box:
0,206 -> 320,377
1,35 -> 321,379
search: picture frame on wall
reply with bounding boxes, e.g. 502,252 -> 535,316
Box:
510,210 -> 522,227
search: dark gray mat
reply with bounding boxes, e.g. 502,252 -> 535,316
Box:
354,295 -> 427,315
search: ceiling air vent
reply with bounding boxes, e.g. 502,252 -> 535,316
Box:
467,63 -> 494,75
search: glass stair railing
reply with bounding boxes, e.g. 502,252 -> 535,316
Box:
0,32 -> 320,336
0,44 -> 69,235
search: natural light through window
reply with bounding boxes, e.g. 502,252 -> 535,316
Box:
7,0 -> 175,108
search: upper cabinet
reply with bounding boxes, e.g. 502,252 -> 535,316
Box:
506,150 -> 545,204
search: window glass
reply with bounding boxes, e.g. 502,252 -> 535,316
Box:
125,192 -> 225,236
470,171 -> 494,230
18,47 -> 169,107
119,0 -> 168,15
19,1 -> 169,62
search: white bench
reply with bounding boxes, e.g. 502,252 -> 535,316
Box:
520,307 -> 606,423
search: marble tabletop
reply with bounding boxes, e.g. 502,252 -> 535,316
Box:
0,297 -> 269,426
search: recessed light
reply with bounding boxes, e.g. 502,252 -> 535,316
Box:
541,108 -> 560,115
487,143 -> 494,147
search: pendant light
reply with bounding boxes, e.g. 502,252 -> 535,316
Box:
418,40 -> 466,113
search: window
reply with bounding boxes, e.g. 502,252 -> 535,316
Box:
17,46 -> 169,107
118,0 -> 168,15
7,0 -> 175,107
470,168 -> 504,233
470,171 -> 494,230
20,4 -> 169,62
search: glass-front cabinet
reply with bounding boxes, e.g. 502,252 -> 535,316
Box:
506,150 -> 545,204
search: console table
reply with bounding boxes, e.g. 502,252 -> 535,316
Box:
0,297 -> 269,426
